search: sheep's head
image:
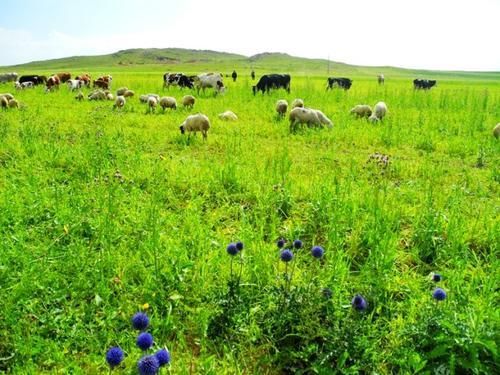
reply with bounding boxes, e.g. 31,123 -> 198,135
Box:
179,125 -> 185,134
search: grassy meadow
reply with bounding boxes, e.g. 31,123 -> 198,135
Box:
0,53 -> 499,374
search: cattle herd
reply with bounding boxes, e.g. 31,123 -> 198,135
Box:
1,70 -> 499,138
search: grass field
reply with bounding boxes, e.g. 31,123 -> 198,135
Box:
0,52 -> 499,374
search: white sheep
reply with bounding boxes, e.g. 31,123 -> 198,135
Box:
123,90 -> 135,98
218,110 -> 238,121
350,104 -> 372,118
373,101 -> 388,120
116,87 -> 128,96
493,123 -> 500,138
113,95 -> 126,109
368,114 -> 380,123
289,107 -> 321,132
180,113 -> 211,140
106,93 -> 114,101
159,96 -> 177,111
75,91 -> 85,101
182,95 -> 196,108
140,93 -> 160,103
291,98 -> 304,108
147,96 -> 158,113
313,109 -> 333,128
276,99 -> 288,116
88,90 -> 106,101
0,93 -> 15,101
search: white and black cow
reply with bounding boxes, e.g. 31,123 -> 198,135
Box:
326,77 -> 352,90
193,73 -> 225,95
0,72 -> 18,83
163,73 -> 195,89
413,79 -> 437,90
19,75 -> 47,86
252,74 -> 291,95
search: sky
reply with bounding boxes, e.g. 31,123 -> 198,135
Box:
1,0 -> 499,71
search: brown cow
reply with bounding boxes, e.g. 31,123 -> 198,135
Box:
76,73 -> 91,87
56,72 -> 71,83
93,79 -> 109,90
46,75 -> 61,92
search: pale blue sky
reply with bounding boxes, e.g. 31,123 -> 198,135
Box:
1,0 -> 499,71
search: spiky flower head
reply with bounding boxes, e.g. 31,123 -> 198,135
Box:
226,243 -> 238,256
132,312 -> 150,331
351,294 -> 368,311
137,355 -> 160,375
277,239 -> 286,248
293,239 -> 303,249
155,348 -> 171,367
236,241 -> 244,251
136,332 -> 154,351
432,288 -> 447,301
280,249 -> 294,262
106,347 -> 124,368
311,246 -> 324,259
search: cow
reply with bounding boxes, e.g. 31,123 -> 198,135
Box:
76,74 -> 91,87
163,73 -> 194,89
15,81 -> 34,90
93,75 -> 112,90
55,72 -> 71,83
45,75 -> 60,92
19,75 -> 46,86
378,74 -> 385,85
252,74 -> 291,95
231,70 -> 237,82
413,79 -> 437,90
326,77 -> 352,90
193,73 -> 225,95
0,72 -> 18,83
67,79 -> 83,91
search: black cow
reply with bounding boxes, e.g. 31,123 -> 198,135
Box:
163,73 -> 194,89
413,79 -> 437,90
326,77 -> 352,90
231,70 -> 237,82
19,75 -> 47,86
252,74 -> 291,95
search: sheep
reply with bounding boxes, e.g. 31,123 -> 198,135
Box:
8,99 -> 19,109
113,95 -> 126,109
0,96 -> 8,109
182,95 -> 196,108
0,93 -> 15,101
159,96 -> 177,111
140,93 -> 160,103
313,109 -> 333,128
147,96 -> 158,113
373,101 -> 388,120
291,98 -> 304,108
116,87 -> 128,96
75,91 -> 85,101
218,110 -> 238,121
123,90 -> 135,98
289,107 -> 321,132
275,99 -> 288,117
493,123 -> 500,138
368,114 -> 380,123
179,113 -> 211,140
350,104 -> 372,118
88,90 -> 107,101
106,93 -> 114,101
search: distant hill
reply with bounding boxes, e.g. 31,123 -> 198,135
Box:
2,48 -> 499,80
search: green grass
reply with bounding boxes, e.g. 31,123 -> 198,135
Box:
0,59 -> 499,374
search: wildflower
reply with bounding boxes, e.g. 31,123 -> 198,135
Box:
432,288 -> 447,301
226,243 -> 238,256
293,239 -> 303,250
351,294 -> 368,311
236,241 -> 244,251
280,249 -> 294,262
277,239 -> 286,248
155,348 -> 171,367
431,272 -> 442,282
311,246 -> 324,259
137,332 -> 154,351
132,312 -> 150,331
105,347 -> 124,368
137,355 -> 160,375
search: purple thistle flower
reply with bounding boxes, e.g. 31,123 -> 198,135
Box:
132,312 -> 150,331
137,332 -> 154,350
277,239 -> 286,248
155,348 -> 171,367
236,241 -> 244,251
105,347 -> 124,368
432,273 -> 442,282
137,355 -> 160,375
352,294 -> 368,311
226,243 -> 238,256
280,249 -> 294,262
311,246 -> 324,259
293,239 -> 303,250
432,288 -> 447,301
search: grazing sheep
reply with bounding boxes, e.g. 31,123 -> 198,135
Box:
313,109 -> 333,128
289,107 -> 321,132
123,90 -> 135,98
373,101 -> 388,120
179,113 -> 211,140
291,98 -> 304,108
368,114 -> 380,123
218,110 -> 238,121
75,91 -> 85,101
276,99 -> 288,117
350,104 -> 373,118
88,90 -> 106,101
140,93 -> 160,103
113,95 -> 126,109
116,87 -> 128,96
159,96 -> 177,111
0,93 -> 15,101
493,123 -> 500,138
106,93 -> 114,101
8,99 -> 19,109
1,96 -> 8,109
147,96 -> 158,113
182,95 -> 196,108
